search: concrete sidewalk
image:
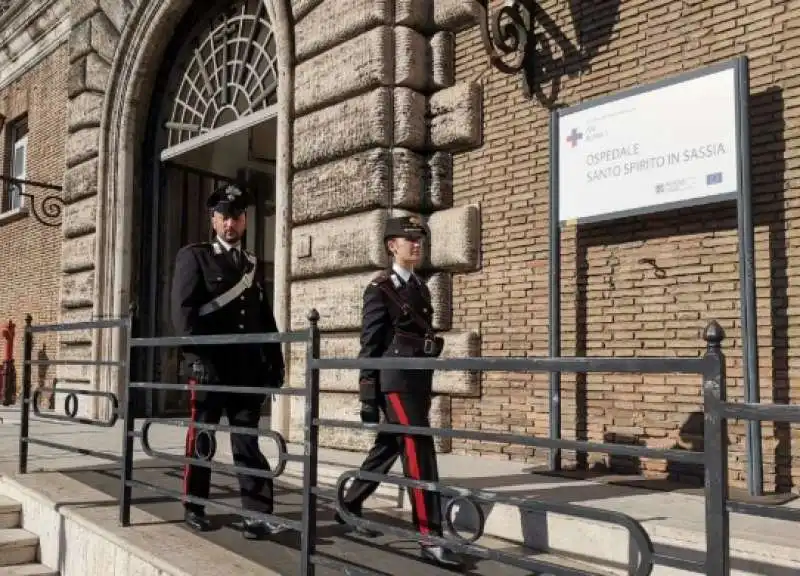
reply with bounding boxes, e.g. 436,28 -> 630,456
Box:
1,405 -> 799,574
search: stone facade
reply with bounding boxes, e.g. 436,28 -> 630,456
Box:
287,0 -> 483,449
2,0 -> 799,492
0,0 -> 70,404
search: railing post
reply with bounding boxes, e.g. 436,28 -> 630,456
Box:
703,320 -> 729,576
119,314 -> 135,526
18,315 -> 33,475
300,309 -> 321,576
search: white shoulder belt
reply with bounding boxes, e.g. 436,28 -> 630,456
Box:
198,250 -> 257,317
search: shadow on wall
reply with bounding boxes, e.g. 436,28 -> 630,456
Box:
492,0 -> 621,107
569,87 -> 789,491
36,344 -> 54,411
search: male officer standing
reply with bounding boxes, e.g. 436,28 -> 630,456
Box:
170,183 -> 285,540
335,215 -> 463,569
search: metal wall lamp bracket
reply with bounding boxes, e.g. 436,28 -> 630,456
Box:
475,0 -> 536,97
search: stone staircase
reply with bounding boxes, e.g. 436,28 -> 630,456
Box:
0,496 -> 56,576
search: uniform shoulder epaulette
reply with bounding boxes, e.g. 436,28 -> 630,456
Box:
369,272 -> 391,287
182,241 -> 211,252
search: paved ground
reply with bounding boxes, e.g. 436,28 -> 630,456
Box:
59,458 -> 585,576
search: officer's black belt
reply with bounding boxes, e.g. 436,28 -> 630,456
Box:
393,330 -> 438,357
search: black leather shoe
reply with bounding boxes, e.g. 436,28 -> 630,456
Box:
420,545 -> 464,569
334,508 -> 381,538
184,510 -> 212,532
241,518 -> 280,540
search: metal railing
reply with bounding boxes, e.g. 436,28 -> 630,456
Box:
15,312 -> 800,576
18,315 -> 128,473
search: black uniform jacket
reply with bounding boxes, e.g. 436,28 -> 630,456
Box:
357,269 -> 436,403
170,241 -> 285,389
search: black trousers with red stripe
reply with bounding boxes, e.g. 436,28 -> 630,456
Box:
183,386 -> 273,516
343,392 -> 442,537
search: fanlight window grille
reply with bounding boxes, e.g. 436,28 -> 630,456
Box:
165,0 -> 279,147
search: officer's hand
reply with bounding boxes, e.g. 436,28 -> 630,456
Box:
360,402 -> 380,424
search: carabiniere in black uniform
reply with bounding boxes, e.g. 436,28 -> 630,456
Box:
336,215 -> 463,569
170,184 -> 284,540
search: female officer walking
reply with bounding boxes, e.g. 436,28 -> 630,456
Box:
335,215 -> 463,569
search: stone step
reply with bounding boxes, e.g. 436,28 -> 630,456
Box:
0,564 -> 59,575
0,530 -> 38,568
0,498 -> 21,530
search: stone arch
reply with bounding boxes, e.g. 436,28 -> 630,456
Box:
88,0 -> 294,410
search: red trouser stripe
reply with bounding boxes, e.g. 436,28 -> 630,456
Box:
387,392 -> 429,535
183,378 -> 197,498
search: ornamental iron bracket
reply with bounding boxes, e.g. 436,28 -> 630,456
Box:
476,0 -> 536,97
1,175 -> 64,227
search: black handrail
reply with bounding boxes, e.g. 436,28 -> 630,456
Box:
15,312 -> 800,576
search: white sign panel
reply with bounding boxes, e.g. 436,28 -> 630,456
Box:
557,66 -> 739,223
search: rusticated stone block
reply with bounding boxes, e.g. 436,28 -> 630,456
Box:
54,344 -> 98,421
433,330 -> 481,395
62,234 -> 96,273
295,0 -> 392,62
288,392 -> 451,451
396,0 -> 432,31
428,152 -> 453,209
72,0 -> 100,26
67,57 -> 87,99
427,272 -> 451,330
85,11 -> 120,64
69,91 -> 104,131
392,148 -> 424,210
69,17 -> 92,63
394,88 -> 426,150
292,147 -> 433,221
432,0 -> 480,30
292,149 -> 389,224
61,270 -> 95,309
429,31 -> 455,90
290,271 -> 378,331
290,270 -> 452,331
428,204 -> 481,270
289,334 -> 360,390
291,210 -> 388,279
64,158 -> 98,203
429,81 -> 483,151
68,53 -> 110,98
395,26 -> 427,91
57,307 -> 94,345
66,127 -> 100,168
64,195 -> 97,238
295,26 -> 392,116
97,0 -> 133,33
54,342 -> 94,385
294,88 -> 391,169
292,0 -> 324,22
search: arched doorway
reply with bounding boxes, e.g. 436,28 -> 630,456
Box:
132,0 -> 282,416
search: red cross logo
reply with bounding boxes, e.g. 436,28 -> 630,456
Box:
566,128 -> 583,148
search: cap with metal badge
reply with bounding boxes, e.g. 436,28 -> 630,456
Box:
206,184 -> 253,217
383,215 -> 428,242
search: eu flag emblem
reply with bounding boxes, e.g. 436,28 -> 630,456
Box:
706,172 -> 723,186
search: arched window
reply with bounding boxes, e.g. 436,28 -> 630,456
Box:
163,0 -> 279,148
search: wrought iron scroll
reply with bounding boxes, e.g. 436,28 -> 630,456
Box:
31,387 -> 119,427
1,176 -> 65,227
475,0 -> 536,96
139,418 -> 293,479
335,469 -> 656,576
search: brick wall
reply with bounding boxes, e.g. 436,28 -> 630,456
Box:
450,0 -> 799,492
0,44 -> 68,400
